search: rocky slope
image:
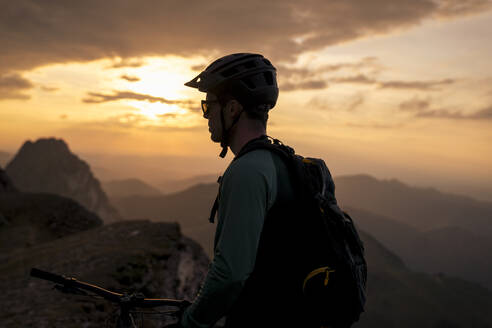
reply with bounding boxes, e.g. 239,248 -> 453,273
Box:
0,167 -> 17,193
0,191 -> 103,252
0,220 -> 209,328
6,138 -> 120,223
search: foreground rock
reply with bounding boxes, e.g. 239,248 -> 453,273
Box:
0,220 -> 209,328
0,192 -> 103,252
6,138 -> 121,223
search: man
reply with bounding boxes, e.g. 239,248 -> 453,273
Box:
178,53 -> 312,328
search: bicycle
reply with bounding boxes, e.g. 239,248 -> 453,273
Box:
30,267 -> 190,328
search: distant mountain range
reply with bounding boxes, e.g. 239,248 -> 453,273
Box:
3,138 -> 492,326
110,175 -> 492,291
112,183 -> 492,327
6,138 -> 121,223
102,178 -> 163,198
334,174 -> 492,236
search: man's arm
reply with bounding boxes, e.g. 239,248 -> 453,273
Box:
181,154 -> 276,327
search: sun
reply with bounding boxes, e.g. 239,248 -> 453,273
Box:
117,56 -> 201,121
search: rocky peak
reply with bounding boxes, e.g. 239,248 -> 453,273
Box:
6,138 -> 120,223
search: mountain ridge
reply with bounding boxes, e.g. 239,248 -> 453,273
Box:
6,138 -> 121,223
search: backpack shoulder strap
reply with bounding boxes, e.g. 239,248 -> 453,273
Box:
208,136 -> 293,224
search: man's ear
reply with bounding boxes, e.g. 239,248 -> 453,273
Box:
229,99 -> 243,118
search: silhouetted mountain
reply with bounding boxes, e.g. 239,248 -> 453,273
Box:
159,174 -> 218,194
0,192 -> 102,252
347,206 -> 492,290
6,138 -> 121,223
0,167 -> 17,193
0,220 -> 209,328
98,187 -> 492,327
0,151 -> 11,167
335,174 -> 492,236
112,183 -> 218,254
102,178 -> 162,198
357,231 -> 492,327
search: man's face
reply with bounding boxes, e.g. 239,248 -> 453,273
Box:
204,93 -> 223,143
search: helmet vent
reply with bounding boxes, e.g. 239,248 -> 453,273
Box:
241,77 -> 256,90
263,59 -> 272,66
222,67 -> 238,77
264,71 -> 274,85
244,61 -> 256,69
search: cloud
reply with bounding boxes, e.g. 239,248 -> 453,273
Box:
107,58 -> 145,69
121,75 -> 140,82
330,75 -> 455,90
278,57 -> 382,92
1,1 -> 489,74
399,97 -> 492,120
278,57 -> 383,80
415,106 -> 492,120
0,73 -> 33,100
281,80 -> 328,91
82,90 -> 195,108
379,78 -> 455,90
40,85 -> 59,92
346,93 -> 365,112
331,74 -> 377,85
346,122 -> 405,129
399,97 -> 431,111
306,92 -> 366,111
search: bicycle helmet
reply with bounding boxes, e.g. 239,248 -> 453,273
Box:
185,53 -> 279,109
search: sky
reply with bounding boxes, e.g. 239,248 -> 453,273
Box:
1,0 -> 491,201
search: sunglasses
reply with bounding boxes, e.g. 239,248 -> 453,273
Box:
201,100 -> 219,116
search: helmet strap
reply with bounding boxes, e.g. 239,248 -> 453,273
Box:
218,106 -> 244,158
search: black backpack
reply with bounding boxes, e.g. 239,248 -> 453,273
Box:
211,136 -> 367,327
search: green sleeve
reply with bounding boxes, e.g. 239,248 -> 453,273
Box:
181,150 -> 277,328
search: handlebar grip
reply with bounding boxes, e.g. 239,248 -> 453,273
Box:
30,268 -> 68,285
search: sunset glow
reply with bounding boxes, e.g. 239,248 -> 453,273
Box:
1,1 -> 491,201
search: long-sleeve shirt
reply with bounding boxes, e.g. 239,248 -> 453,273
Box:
181,149 -> 278,328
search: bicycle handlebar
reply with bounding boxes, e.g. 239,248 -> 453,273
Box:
30,268 -> 188,309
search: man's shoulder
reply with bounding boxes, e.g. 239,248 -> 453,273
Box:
229,149 -> 275,172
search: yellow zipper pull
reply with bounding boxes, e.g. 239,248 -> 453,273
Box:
324,268 -> 335,286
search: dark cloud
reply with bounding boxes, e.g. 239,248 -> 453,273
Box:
121,75 -> 140,82
399,97 -> 492,120
82,90 -> 195,108
278,57 -> 382,92
1,0 -> 489,74
330,76 -> 455,90
278,57 -> 383,80
416,106 -> 492,120
107,58 -> 145,69
434,0 -> 491,17
0,73 -> 33,100
281,80 -> 328,92
379,78 -> 455,90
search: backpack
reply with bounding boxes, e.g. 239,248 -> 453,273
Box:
210,136 -> 367,327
